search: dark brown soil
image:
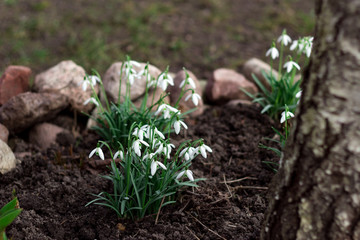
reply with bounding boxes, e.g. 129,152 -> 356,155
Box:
0,103 -> 278,240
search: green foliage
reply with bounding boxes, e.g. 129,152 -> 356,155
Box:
245,70 -> 301,121
0,198 -> 22,240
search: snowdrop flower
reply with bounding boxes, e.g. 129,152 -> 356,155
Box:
176,170 -> 194,181
157,72 -> 174,91
113,150 -> 124,160
199,144 -> 212,158
145,126 -> 165,140
132,126 -> 149,141
296,90 -> 302,98
142,152 -> 156,161
123,60 -> 141,85
163,143 -> 175,159
283,60 -> 301,73
173,119 -> 188,134
179,77 -> 196,89
132,139 -> 150,157
280,111 -> 295,123
179,146 -> 197,161
155,104 -> 180,119
151,160 -> 167,176
89,147 -> 104,160
290,40 -> 298,51
185,93 -> 201,106
84,97 -> 99,107
277,30 -> 292,46
80,75 -> 101,91
266,45 -> 279,59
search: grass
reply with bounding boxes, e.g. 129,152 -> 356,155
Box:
0,0 -> 315,78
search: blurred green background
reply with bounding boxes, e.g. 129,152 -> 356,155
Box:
0,0 -> 314,79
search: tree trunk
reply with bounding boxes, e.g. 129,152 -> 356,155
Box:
261,0 -> 360,239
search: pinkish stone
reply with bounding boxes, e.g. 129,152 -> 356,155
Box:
29,123 -> 70,150
0,123 -> 9,143
0,66 -> 31,105
168,70 -> 204,117
206,68 -> 258,104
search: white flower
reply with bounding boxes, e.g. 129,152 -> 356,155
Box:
155,104 -> 180,119
151,160 -> 167,176
80,75 -> 100,91
83,97 -> 99,107
179,77 -> 196,89
157,73 -> 174,91
277,33 -> 292,46
185,93 -> 201,106
176,170 -> 194,181
290,40 -> 298,51
199,144 -> 212,158
113,150 -> 124,160
132,139 -> 150,157
179,146 -> 197,161
145,126 -> 165,140
173,120 -> 188,134
283,61 -> 301,73
280,111 -> 295,123
142,153 -> 156,161
89,147 -> 104,160
163,143 -> 175,159
296,91 -> 302,98
266,47 -> 279,59
132,126 -> 147,141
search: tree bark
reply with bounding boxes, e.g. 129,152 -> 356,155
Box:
261,0 -> 360,239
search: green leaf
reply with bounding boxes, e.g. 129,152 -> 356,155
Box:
0,209 -> 22,230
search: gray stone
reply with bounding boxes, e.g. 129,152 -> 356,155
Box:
243,58 -> 279,91
0,139 -> 18,174
0,92 -> 68,133
34,60 -> 97,113
29,123 -> 71,150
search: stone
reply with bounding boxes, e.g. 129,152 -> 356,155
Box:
0,139 -> 18,174
168,70 -> 204,117
29,123 -> 72,150
0,65 -> 31,105
205,68 -> 258,104
34,60 -> 97,113
243,58 -> 279,91
226,99 -> 254,106
0,123 -> 9,143
133,87 -> 170,110
102,62 -> 162,104
0,92 -> 68,133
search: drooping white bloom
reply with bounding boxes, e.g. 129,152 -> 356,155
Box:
123,60 -> 141,85
89,147 -> 104,160
145,126 -> 165,140
265,47 -> 279,59
80,75 -> 101,91
280,111 -> 295,123
163,143 -> 175,159
113,150 -> 124,160
132,126 -> 148,141
296,90 -> 302,98
173,120 -> 188,134
157,73 -> 174,91
155,104 -> 180,119
179,77 -> 196,89
142,152 -> 156,161
132,139 -> 150,157
179,146 -> 197,161
185,93 -> 201,106
83,97 -> 99,107
290,40 -> 298,51
176,169 -> 194,181
283,61 -> 301,73
150,160 -> 167,176
199,144 -> 213,158
277,32 -> 292,46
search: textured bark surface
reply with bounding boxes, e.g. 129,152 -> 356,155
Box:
261,0 -> 360,239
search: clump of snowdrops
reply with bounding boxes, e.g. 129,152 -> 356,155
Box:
250,30 -> 311,170
244,29 -> 312,121
81,57 -> 212,219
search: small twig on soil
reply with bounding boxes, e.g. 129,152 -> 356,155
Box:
223,175 -> 233,198
220,176 -> 257,184
155,196 -> 165,224
228,156 -> 232,166
187,212 -> 227,240
179,200 -> 191,213
185,226 -> 201,240
233,186 -> 268,190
